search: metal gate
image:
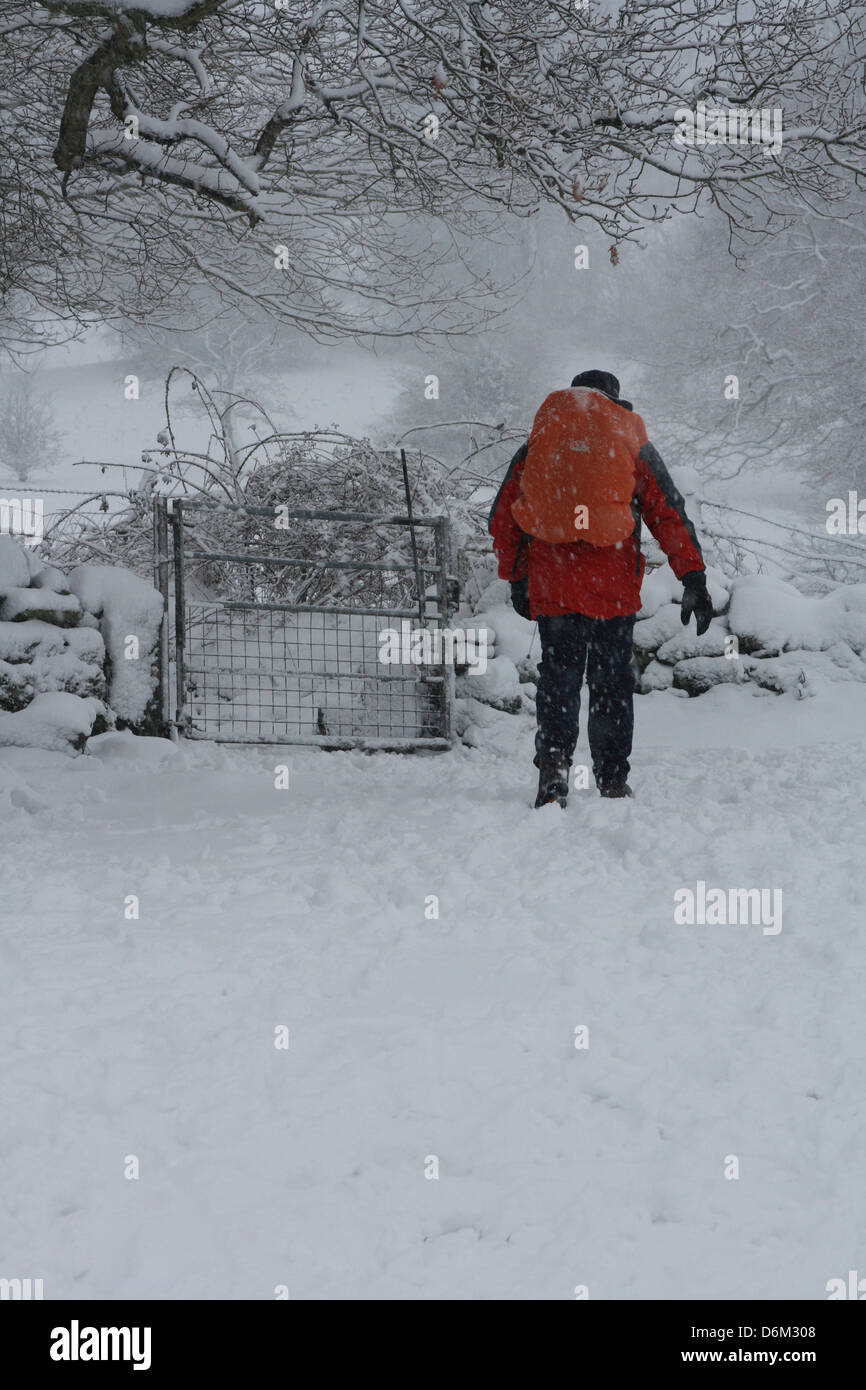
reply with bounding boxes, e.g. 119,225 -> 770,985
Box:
153,499 -> 454,749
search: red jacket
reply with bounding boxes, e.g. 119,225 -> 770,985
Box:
489,438 -> 704,619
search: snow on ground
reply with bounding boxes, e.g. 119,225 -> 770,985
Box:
1,684 -> 864,1300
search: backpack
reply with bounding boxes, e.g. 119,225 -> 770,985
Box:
511,387 -> 648,546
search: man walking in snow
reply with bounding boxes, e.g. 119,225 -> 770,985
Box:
489,370 -> 711,807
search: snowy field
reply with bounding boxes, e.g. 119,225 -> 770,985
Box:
2,683 -> 864,1300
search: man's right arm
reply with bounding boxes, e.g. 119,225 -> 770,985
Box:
488,443 -> 529,579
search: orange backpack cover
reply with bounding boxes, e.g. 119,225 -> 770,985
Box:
511,387 -> 648,546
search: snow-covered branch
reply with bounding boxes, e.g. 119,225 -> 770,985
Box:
3,0 -> 865,346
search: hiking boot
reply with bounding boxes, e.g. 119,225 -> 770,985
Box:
599,783 -> 633,799
535,759 -> 570,809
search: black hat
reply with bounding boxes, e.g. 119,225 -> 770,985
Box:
570,370 -> 621,399
569,369 -> 632,410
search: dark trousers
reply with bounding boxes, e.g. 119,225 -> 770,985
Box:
535,613 -> 636,791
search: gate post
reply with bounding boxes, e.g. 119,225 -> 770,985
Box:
171,499 -> 187,728
434,516 -> 455,745
152,498 -> 172,731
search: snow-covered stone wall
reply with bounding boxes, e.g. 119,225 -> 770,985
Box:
452,555 -> 866,751
635,568 -> 866,698
66,564 -> 163,725
0,536 -> 163,751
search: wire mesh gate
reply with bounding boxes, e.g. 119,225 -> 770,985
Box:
153,499 -> 455,749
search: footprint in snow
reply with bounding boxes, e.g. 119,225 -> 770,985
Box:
9,786 -> 50,814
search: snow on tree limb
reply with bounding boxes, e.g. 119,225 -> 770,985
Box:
2,0 -> 865,347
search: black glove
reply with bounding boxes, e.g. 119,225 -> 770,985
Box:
510,576 -> 531,620
680,570 -> 713,636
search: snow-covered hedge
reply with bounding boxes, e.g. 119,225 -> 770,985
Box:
0,537 -> 163,751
